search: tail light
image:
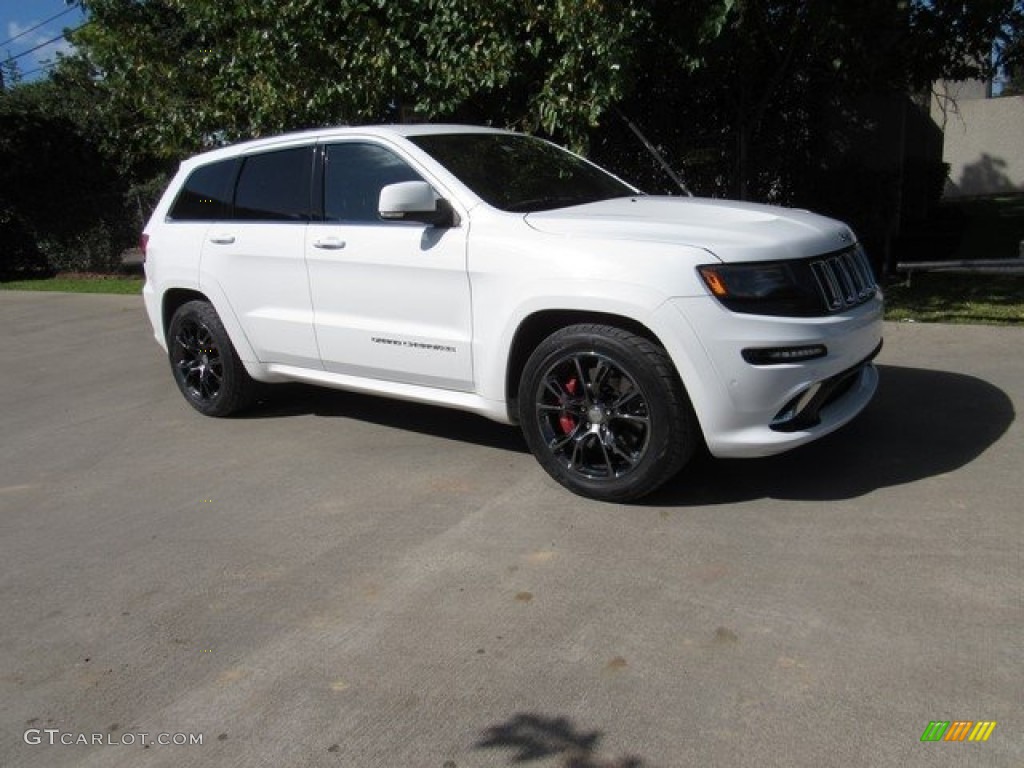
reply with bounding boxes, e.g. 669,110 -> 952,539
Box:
139,233 -> 149,261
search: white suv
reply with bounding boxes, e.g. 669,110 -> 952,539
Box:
142,124 -> 882,501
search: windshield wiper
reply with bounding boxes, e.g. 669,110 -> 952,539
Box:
505,196 -> 594,213
615,108 -> 693,197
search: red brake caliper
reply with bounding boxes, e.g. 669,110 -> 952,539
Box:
559,378 -> 579,434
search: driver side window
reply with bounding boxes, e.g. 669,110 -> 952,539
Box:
324,143 -> 424,223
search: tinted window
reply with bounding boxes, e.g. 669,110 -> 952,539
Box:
324,143 -> 423,223
409,133 -> 634,212
234,147 -> 313,221
168,159 -> 236,221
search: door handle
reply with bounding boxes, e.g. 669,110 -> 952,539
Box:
208,234 -> 235,245
313,237 -> 346,250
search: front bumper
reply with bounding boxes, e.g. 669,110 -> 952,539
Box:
653,293 -> 884,458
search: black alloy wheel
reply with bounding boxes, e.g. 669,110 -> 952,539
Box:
167,300 -> 255,417
519,324 -> 697,502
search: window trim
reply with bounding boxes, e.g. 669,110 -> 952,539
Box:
165,137 -> 467,227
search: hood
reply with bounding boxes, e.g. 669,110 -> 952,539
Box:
524,196 -> 856,263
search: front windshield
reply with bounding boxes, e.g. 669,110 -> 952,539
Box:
408,132 -> 637,213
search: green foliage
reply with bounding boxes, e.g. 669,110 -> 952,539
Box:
0,91 -> 136,277
0,211 -> 47,280
72,0 -> 699,155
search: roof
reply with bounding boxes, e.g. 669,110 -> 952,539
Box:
178,123 -> 515,168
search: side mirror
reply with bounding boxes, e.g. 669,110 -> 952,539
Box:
378,181 -> 457,227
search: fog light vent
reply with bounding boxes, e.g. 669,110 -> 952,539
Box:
742,344 -> 827,366
771,382 -> 824,430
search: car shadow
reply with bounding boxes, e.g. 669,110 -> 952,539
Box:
646,363 -> 1015,505
242,364 -> 1013,505
243,382 -> 531,454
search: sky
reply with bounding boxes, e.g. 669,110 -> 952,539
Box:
1,0 -> 87,81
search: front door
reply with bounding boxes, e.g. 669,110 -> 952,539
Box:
305,141 -> 473,391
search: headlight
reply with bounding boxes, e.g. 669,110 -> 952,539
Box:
697,261 -> 823,317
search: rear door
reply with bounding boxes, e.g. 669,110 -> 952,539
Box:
198,145 -> 320,368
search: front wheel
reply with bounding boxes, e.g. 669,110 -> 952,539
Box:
167,300 -> 255,417
518,324 -> 698,502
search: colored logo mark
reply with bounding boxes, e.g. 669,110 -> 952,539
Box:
920,721 -> 997,742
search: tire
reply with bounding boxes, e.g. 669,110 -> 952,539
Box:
518,324 -> 697,502
166,300 -> 256,417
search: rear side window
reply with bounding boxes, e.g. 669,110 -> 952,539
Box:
324,143 -> 424,223
167,159 -> 236,221
234,147 -> 313,221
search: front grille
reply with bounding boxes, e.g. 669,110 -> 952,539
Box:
809,247 -> 877,312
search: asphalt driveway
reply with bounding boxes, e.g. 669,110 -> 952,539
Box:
0,291 -> 1020,767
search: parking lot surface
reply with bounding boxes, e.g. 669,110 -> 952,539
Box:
1,291 -> 1020,767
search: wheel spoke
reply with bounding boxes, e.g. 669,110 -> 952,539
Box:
596,434 -> 616,477
568,432 -> 591,470
549,432 -> 574,452
572,357 -> 592,405
543,378 -> 566,401
591,359 -> 612,391
174,331 -> 196,353
607,436 -> 640,469
610,387 -> 641,411
612,412 -> 649,425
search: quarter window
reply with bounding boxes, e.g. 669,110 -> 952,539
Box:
324,143 -> 424,223
167,159 -> 236,221
234,147 -> 313,221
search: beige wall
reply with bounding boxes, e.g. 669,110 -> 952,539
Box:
931,81 -> 1024,198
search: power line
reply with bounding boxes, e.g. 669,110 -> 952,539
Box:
18,62 -> 56,80
18,55 -> 80,81
4,21 -> 91,64
0,3 -> 80,49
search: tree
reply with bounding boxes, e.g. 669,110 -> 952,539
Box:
1,75 -> 141,277
1,55 -> 22,90
69,0 -> 734,161
602,1 -> 1023,196
584,0 -> 1024,275
999,29 -> 1024,94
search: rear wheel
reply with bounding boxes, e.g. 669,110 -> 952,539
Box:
518,324 -> 697,502
167,300 -> 255,417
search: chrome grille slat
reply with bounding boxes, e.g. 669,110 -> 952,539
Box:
809,247 -> 877,313
840,252 -> 865,295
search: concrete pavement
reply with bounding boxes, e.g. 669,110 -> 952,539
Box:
0,291 -> 1020,767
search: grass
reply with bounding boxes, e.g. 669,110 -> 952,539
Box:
884,272 -> 1024,325
888,194 -> 1024,325
1,273 -> 143,295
